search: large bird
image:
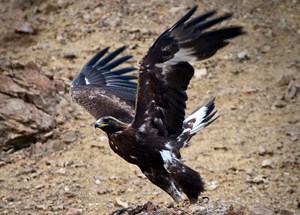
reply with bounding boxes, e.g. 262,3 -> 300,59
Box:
70,6 -> 243,203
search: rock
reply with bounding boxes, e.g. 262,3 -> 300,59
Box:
83,14 -> 92,23
194,68 -> 207,79
275,74 -> 294,87
58,168 -> 66,174
206,180 -> 219,191
62,130 -> 78,144
65,208 -> 82,215
63,52 -> 77,59
245,168 -> 256,176
261,159 -> 273,168
244,204 -> 274,215
0,62 -> 72,151
115,197 -> 129,208
99,136 -> 108,142
284,80 -> 298,101
250,175 -> 269,184
237,50 -> 251,60
258,146 -> 266,156
15,22 -> 38,34
276,209 -> 294,215
260,45 -> 271,53
56,34 -> 65,42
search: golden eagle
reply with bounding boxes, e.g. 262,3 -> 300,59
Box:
70,6 -> 243,203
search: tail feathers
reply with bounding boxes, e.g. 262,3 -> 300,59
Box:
169,161 -> 204,203
184,97 -> 219,135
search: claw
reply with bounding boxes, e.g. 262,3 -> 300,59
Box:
177,198 -> 190,207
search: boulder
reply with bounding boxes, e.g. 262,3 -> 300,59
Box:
0,61 -> 72,151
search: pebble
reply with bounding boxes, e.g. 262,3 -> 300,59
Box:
63,130 -> 77,143
237,50 -> 251,60
115,197 -> 129,208
275,74 -> 294,87
244,204 -> 274,215
251,175 -> 269,184
99,136 -> 108,142
261,159 -> 273,168
63,52 -> 77,59
56,34 -> 65,42
284,80 -> 298,101
65,208 -> 82,215
58,168 -> 66,174
245,168 -> 256,176
258,146 -> 266,156
260,45 -> 271,53
194,68 -> 207,79
83,14 -> 92,23
206,180 -> 219,191
34,184 -> 45,190
15,22 -> 38,34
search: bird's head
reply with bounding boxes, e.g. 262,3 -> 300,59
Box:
94,116 -> 128,134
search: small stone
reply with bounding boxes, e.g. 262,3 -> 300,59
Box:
56,34 -> 64,42
115,197 -> 128,208
83,14 -> 92,23
277,209 -> 294,215
63,52 -> 77,59
275,74 -> 294,87
245,168 -> 256,176
64,186 -> 70,192
194,68 -> 207,79
58,168 -> 66,174
36,204 -> 47,210
261,159 -> 273,168
129,43 -> 138,49
63,130 -> 77,143
284,80 -> 298,101
260,45 -> 271,53
252,175 -> 268,184
95,179 -> 101,185
15,22 -> 38,34
237,50 -> 250,60
245,204 -> 274,215
34,184 -> 45,190
206,180 -> 219,190
99,136 -> 108,142
258,146 -> 266,156
65,208 -> 82,215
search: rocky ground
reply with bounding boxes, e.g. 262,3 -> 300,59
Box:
0,0 -> 299,214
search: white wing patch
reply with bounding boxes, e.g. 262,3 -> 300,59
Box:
184,105 -> 208,135
155,47 -> 197,67
160,150 -> 178,173
84,77 -> 90,85
138,123 -> 147,133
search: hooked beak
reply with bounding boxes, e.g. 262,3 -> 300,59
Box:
94,119 -> 108,129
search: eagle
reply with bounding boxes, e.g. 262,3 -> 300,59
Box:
70,6 -> 243,203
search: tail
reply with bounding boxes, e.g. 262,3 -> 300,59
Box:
184,97 -> 219,135
169,160 -> 205,203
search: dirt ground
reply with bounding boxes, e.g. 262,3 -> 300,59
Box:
0,0 -> 299,214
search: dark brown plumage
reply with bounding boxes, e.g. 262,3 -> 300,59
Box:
71,6 -> 244,203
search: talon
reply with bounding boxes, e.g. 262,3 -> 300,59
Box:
177,198 -> 189,207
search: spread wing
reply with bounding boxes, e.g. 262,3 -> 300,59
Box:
70,46 -> 137,122
132,6 -> 244,135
